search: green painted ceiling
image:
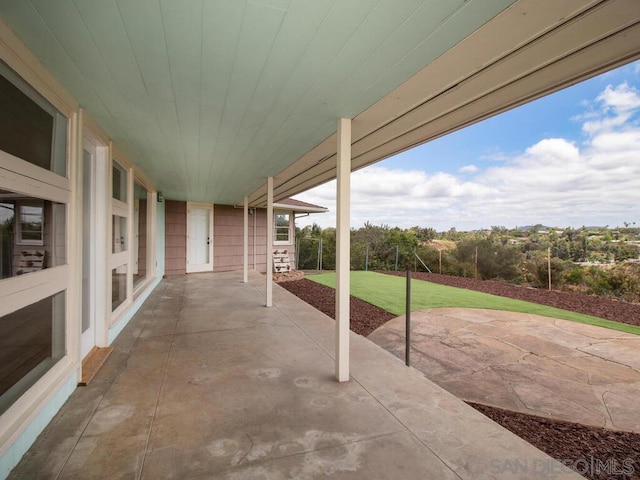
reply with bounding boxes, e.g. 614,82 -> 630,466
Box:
0,0 -> 517,204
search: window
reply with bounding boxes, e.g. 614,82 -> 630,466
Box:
0,291 -> 66,416
275,212 -> 291,244
133,181 -> 148,289
0,190 -> 66,279
112,161 -> 127,202
17,202 -> 43,245
0,61 -> 67,176
0,55 -> 70,420
112,266 -> 127,312
112,215 -> 127,253
111,158 -> 130,317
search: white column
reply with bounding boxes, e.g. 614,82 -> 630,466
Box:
266,177 -> 274,307
335,118 -> 351,382
243,195 -> 249,283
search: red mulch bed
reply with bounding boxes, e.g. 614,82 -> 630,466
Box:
279,278 -> 394,336
469,403 -> 640,480
278,274 -> 640,480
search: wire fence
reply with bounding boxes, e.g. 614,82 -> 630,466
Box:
296,237 -> 432,272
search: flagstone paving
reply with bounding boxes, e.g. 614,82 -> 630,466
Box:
369,308 -> 640,432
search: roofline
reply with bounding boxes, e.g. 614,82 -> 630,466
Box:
273,202 -> 328,214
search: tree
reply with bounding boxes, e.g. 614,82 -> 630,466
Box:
320,228 -> 336,270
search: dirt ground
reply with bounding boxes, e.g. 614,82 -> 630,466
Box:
278,275 -> 640,480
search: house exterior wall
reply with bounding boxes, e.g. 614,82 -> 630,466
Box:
164,200 -> 187,276
162,202 -> 298,276
214,205 -> 268,273
0,18 -> 309,475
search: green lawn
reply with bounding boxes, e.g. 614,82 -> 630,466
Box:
308,271 -> 640,335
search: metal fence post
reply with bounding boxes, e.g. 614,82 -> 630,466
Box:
405,263 -> 411,367
395,245 -> 399,271
365,243 -> 369,271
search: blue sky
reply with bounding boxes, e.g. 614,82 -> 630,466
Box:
295,60 -> 640,231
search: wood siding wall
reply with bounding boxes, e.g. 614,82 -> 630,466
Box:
163,201 -> 297,275
214,205 -> 268,273
164,200 -> 186,275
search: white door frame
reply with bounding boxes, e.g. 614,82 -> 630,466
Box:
80,131 -> 109,360
81,138 -> 97,358
133,198 -> 139,275
186,202 -> 214,273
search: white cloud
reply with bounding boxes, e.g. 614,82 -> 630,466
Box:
582,83 -> 640,135
295,80 -> 640,231
597,83 -> 640,112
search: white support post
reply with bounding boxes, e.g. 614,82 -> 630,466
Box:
266,177 -> 274,307
243,196 -> 249,283
335,117 -> 351,382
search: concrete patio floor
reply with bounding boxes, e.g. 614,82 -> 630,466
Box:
369,308 -> 640,433
9,272 -> 582,479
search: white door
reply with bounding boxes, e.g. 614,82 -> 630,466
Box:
81,141 -> 96,358
187,203 -> 213,273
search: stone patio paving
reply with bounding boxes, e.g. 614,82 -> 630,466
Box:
369,308 -> 640,432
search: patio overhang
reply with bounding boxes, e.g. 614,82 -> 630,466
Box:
1,1 -> 639,470
2,1 -> 638,207
248,0 -> 640,207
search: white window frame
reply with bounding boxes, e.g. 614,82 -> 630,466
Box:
132,177 -> 155,294
0,18 -> 79,461
0,60 -> 68,177
109,156 -> 133,323
274,210 -> 292,245
0,124 -> 74,443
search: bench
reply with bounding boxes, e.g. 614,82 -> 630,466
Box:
16,249 -> 45,275
272,249 -> 291,273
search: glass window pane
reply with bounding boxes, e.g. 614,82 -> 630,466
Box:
112,161 -> 127,202
112,266 -> 127,311
0,190 -> 66,280
0,61 -> 67,176
112,215 -> 127,253
133,182 -> 148,289
0,291 -> 66,415
275,213 -> 289,227
18,203 -> 43,244
274,212 -> 290,243
276,228 -> 289,242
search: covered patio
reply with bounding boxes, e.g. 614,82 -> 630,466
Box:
2,1 -> 640,474
10,271 -> 581,479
